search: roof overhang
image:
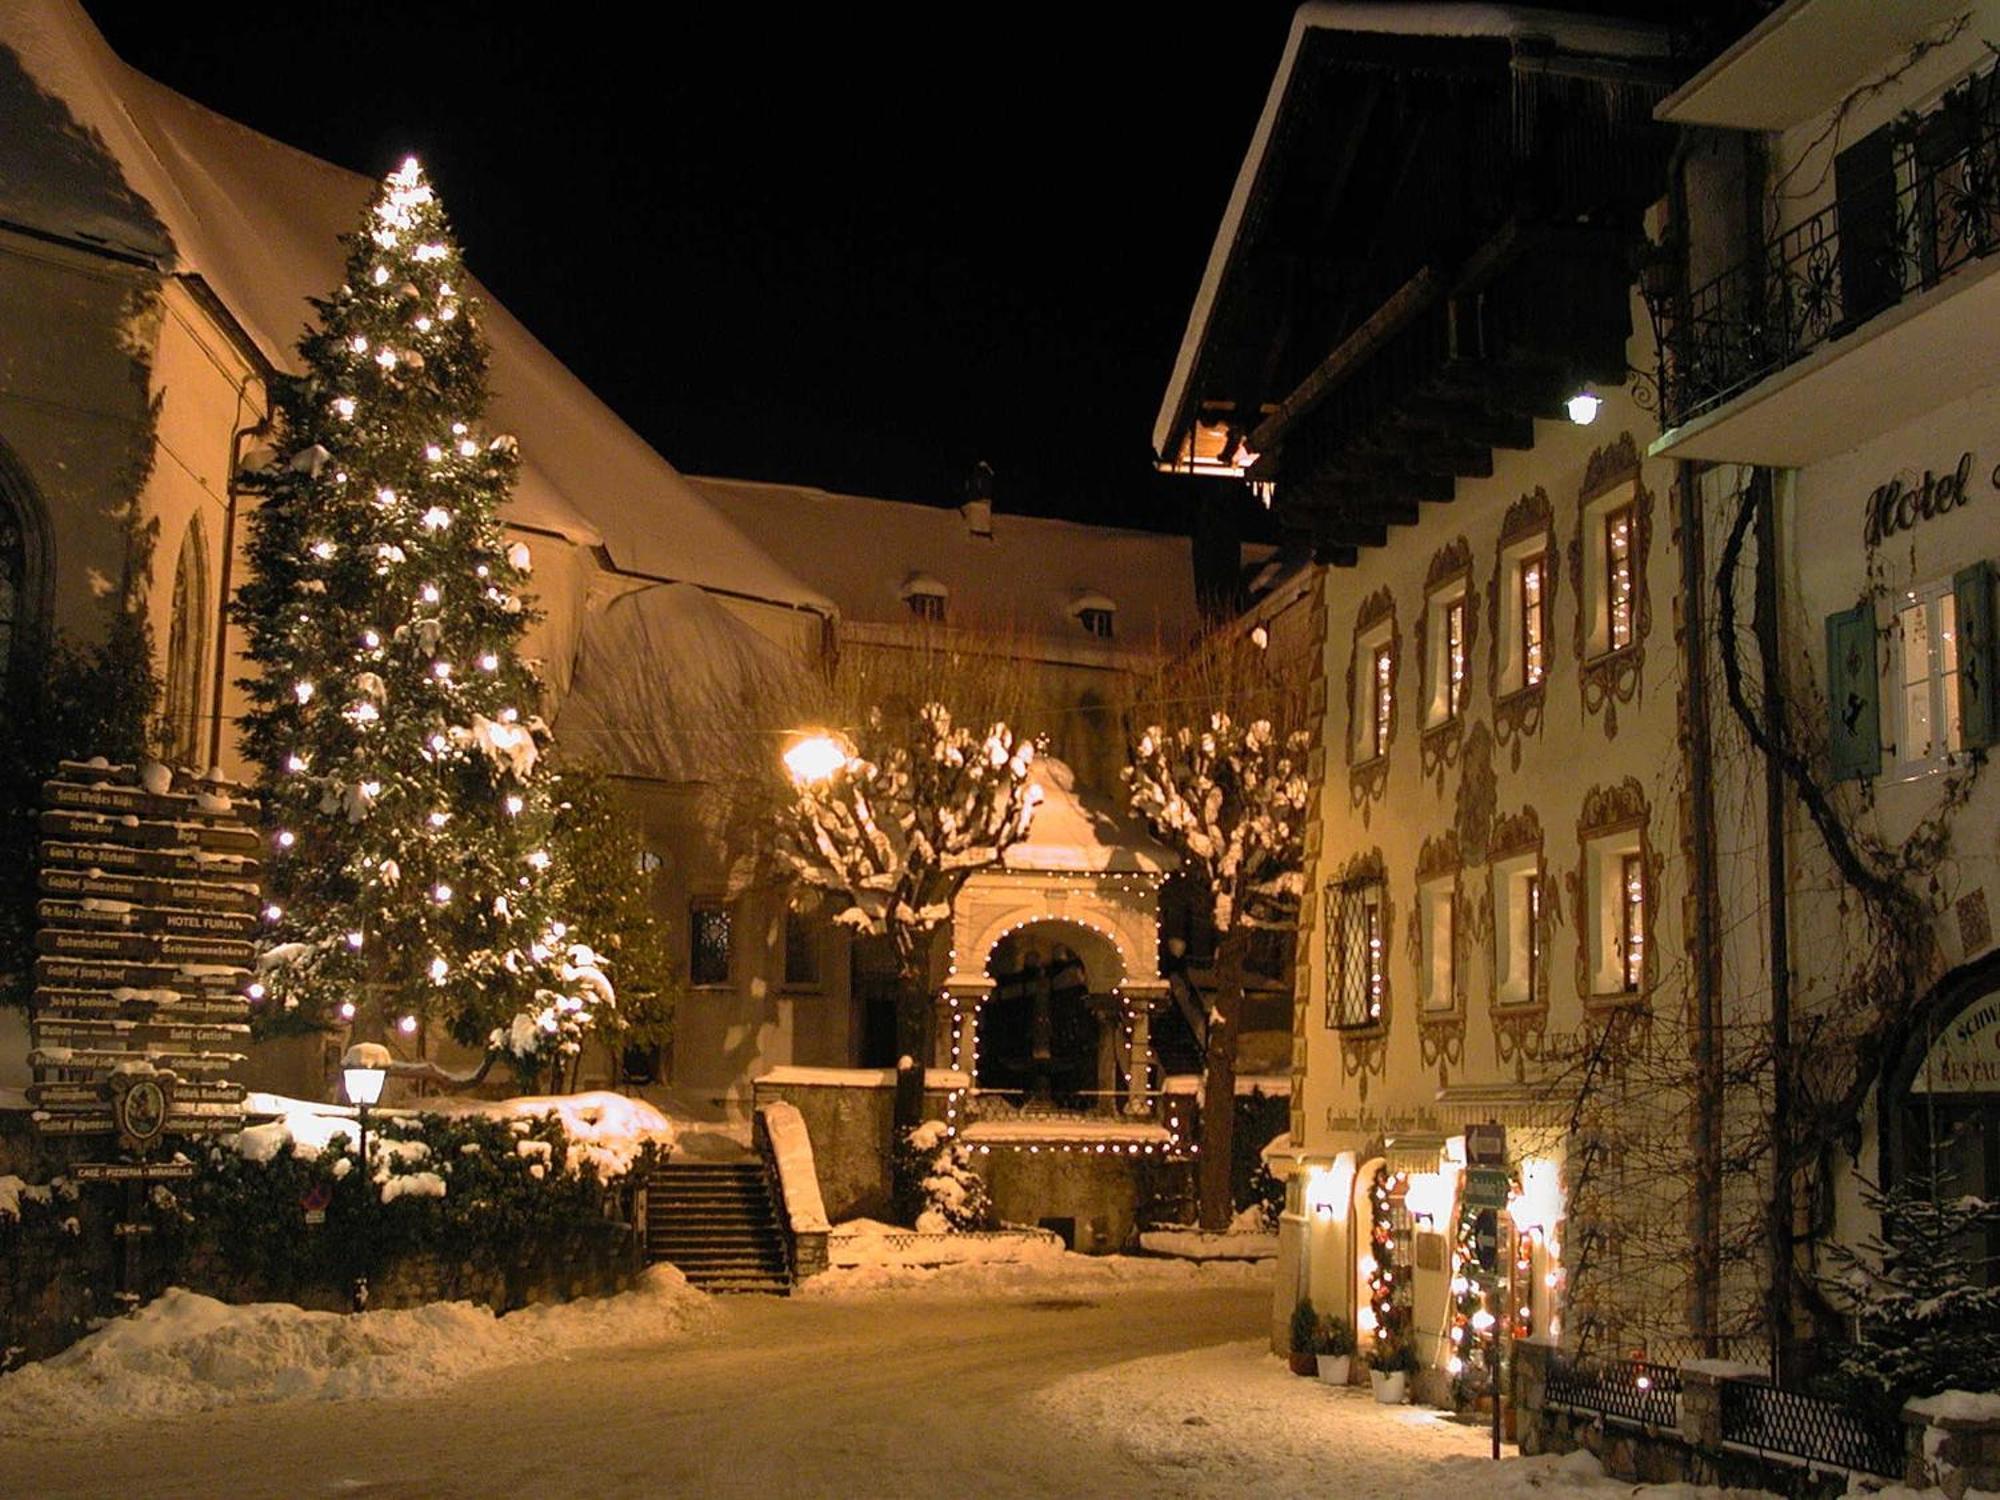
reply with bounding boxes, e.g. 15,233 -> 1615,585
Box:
1152,2 -> 1673,471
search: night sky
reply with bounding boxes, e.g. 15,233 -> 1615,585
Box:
82,3 -> 1298,544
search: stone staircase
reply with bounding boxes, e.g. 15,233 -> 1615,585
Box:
644,1160 -> 791,1294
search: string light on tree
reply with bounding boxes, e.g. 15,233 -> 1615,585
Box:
234,156 -> 611,1075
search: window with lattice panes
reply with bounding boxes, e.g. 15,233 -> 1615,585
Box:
689,899 -> 733,987
1326,878 -> 1387,1029
1891,575 -> 1967,774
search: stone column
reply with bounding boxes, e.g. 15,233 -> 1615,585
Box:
1125,999 -> 1156,1116
1092,998 -> 1119,1109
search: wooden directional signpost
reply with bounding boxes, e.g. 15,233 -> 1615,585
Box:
30,760 -> 261,1307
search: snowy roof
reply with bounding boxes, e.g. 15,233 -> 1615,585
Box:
551,582 -> 817,784
1,2 -> 831,614
1002,757 -> 1177,875
1153,2 -> 1674,460
693,476 -> 1200,653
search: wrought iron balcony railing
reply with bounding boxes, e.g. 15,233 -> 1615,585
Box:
1654,78 -> 2000,430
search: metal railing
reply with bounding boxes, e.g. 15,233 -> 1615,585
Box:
1655,70 -> 2000,429
1718,1380 -> 1904,1479
1545,1355 -> 1683,1431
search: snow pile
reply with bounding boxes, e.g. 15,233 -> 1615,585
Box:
810,1233 -> 1270,1298
1036,1338 -> 1777,1498
0,1267 -> 713,1435
760,1102 -> 829,1233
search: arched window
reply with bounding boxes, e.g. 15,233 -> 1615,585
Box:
0,441 -> 50,681
164,516 -> 211,767
0,497 -> 21,676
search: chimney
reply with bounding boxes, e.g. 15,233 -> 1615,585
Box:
961,459 -> 994,538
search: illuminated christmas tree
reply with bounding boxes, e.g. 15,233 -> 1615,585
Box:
236,159 -> 608,1072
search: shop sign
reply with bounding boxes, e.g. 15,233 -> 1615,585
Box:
1912,997 -> 2000,1093
1863,451 -> 1984,547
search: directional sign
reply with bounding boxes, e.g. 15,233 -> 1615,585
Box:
1466,1122 -> 1508,1167
1465,1166 -> 1511,1212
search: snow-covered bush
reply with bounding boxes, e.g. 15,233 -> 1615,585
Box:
896,1120 -> 994,1235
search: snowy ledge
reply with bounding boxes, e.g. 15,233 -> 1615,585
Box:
1906,1389 -> 2000,1423
758,1066 -> 973,1091
1137,1229 -> 1279,1262
757,1101 -> 829,1234
958,1119 -> 1172,1145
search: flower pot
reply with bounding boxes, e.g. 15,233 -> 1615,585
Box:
1289,1351 -> 1318,1376
1370,1369 -> 1408,1405
1315,1354 -> 1351,1385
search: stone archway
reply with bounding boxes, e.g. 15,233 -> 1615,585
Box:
976,918 -> 1125,1111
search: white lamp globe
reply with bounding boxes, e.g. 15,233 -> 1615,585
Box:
341,1041 -> 392,1106
783,733 -> 848,785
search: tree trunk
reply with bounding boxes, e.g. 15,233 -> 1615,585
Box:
891,973 -> 933,1224
1198,932 -> 1247,1233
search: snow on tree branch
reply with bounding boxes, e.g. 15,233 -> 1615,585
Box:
774,704 -> 1041,971
1125,713 -> 1311,932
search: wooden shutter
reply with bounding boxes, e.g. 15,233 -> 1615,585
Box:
1956,560 -> 1996,750
1825,602 -> 1882,780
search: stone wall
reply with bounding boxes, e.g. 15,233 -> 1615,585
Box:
750,1076 -> 962,1223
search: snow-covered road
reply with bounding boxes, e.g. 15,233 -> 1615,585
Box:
0,1262 -> 1772,1498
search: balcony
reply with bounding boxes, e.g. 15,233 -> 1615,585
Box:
1653,76 -> 2000,464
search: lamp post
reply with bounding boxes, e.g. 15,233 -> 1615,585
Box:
341,1042 -> 390,1312
782,731 -> 848,785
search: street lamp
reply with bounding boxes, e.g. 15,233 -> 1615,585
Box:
1565,387 -> 1602,425
341,1041 -> 391,1312
783,731 -> 848,785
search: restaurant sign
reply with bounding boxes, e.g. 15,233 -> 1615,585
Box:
1911,995 -> 2000,1094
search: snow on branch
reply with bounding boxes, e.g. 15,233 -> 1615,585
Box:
775,704 -> 1041,967
1126,713 -> 1310,932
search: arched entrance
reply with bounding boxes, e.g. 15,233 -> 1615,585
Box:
1884,949 -> 2000,1207
976,919 -> 1123,1111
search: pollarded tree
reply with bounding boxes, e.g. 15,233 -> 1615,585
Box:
774,703 -> 1039,1210
235,159 -> 607,1074
1127,711 -> 1310,1231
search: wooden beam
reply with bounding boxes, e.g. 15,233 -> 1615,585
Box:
1249,267 -> 1440,454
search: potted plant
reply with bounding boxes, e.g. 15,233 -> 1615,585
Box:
1368,1332 -> 1419,1404
1315,1313 -> 1354,1385
1288,1298 -> 1320,1376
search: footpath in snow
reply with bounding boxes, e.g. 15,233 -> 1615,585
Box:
0,1264 -> 713,1437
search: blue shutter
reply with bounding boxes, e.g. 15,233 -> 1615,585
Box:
1955,560 -> 1996,750
1825,603 -> 1881,780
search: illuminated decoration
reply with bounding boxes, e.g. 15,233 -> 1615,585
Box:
1444,597 -> 1467,718
1605,503 -> 1635,651
1619,853 -> 1645,992
1372,642 -> 1394,757
1367,1165 -> 1411,1357
1565,387 -> 1602,425
1520,554 -> 1546,688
